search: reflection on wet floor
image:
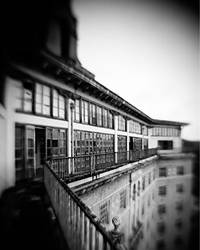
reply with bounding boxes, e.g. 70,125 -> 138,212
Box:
79,154 -> 198,250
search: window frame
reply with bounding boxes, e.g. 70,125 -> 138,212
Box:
35,83 -> 51,116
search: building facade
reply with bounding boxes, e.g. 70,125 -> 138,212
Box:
0,0 -> 187,194
79,154 -> 194,250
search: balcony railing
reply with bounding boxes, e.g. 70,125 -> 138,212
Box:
44,164 -> 116,250
47,148 -> 157,180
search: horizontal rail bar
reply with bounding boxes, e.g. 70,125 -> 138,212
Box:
47,148 -> 158,178
44,164 -> 116,250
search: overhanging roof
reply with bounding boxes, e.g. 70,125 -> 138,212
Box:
32,51 -> 189,127
152,119 -> 189,126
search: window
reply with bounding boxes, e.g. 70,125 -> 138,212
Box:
157,222 -> 165,234
174,237 -> 183,246
159,167 -> 167,177
99,201 -> 110,224
148,172 -> 151,184
81,100 -> 89,124
142,125 -> 148,135
118,136 -> 127,152
74,99 -> 80,122
118,135 -> 127,162
108,111 -> 113,129
158,204 -> 166,215
97,106 -> 102,126
152,127 -> 179,137
26,127 -> 35,170
137,181 -> 140,196
102,108 -> 108,127
52,89 -> 65,119
176,184 -> 184,193
129,120 -> 141,134
73,130 -> 114,167
156,240 -> 165,250
15,125 -> 25,181
118,115 -> 126,131
175,219 -> 182,229
132,184 -> 136,200
142,177 -> 145,191
15,84 -> 33,112
47,128 -> 66,158
158,186 -> 167,196
120,190 -> 127,209
175,201 -> 183,211
35,83 -> 50,115
143,138 -> 148,150
158,140 -> 173,150
177,166 -> 184,175
89,103 -> 96,125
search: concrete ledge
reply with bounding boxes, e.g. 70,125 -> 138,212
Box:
69,155 -> 158,194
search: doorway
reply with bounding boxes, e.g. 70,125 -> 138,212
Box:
35,128 -> 46,178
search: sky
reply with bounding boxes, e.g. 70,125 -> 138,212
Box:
73,0 -> 199,141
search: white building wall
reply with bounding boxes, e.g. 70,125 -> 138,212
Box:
0,105 -> 7,194
149,136 -> 182,153
0,67 -> 185,194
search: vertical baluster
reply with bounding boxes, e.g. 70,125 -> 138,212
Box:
103,236 -> 107,250
79,209 -> 83,250
90,155 -> 92,175
95,229 -> 99,250
62,158 -> 63,178
75,205 -> 79,250
63,158 -> 65,178
69,197 -> 72,238
60,159 -> 62,178
82,213 -> 86,250
85,217 -> 88,250
89,223 -> 93,250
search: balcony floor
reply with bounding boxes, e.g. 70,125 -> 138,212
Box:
0,180 -> 69,250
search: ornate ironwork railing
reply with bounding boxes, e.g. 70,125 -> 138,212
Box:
44,164 -> 116,250
47,148 -> 157,179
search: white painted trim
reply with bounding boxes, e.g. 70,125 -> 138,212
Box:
13,113 -> 69,129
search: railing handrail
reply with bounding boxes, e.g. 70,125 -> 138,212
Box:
46,163 -> 116,248
48,148 -> 158,161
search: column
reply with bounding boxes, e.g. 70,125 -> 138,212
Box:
67,98 -> 74,174
114,114 -> 118,164
127,119 -> 130,160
